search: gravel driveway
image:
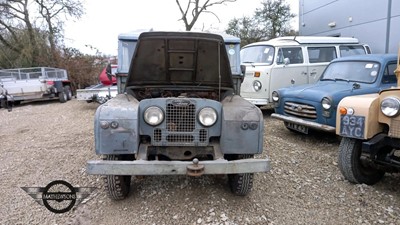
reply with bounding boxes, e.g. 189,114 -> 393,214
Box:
0,99 -> 399,225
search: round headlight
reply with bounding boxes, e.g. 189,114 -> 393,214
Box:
198,107 -> 217,126
381,97 -> 400,117
272,91 -> 279,102
253,80 -> 262,92
144,106 -> 164,126
321,97 -> 332,110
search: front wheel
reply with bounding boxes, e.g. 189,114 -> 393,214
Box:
103,155 -> 132,200
59,89 -> 67,103
226,154 -> 254,196
338,137 -> 384,185
64,85 -> 72,100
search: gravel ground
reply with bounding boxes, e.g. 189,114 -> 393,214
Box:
0,99 -> 399,225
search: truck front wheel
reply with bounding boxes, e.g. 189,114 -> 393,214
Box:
338,137 -> 384,185
226,154 -> 254,196
103,155 -> 132,200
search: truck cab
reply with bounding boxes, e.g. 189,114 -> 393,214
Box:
86,32 -> 270,199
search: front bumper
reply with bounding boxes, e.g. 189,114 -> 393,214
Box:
87,157 -> 270,176
271,113 -> 335,133
243,97 -> 272,108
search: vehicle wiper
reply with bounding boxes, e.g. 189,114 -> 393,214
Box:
242,61 -> 255,67
334,78 -> 350,82
320,78 -> 335,81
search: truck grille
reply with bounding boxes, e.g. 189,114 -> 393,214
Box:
389,119 -> 400,138
152,100 -> 208,146
166,103 -> 196,132
284,101 -> 317,119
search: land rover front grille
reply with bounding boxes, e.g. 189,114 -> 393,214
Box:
284,101 -> 317,119
152,100 -> 208,146
166,103 -> 196,132
389,119 -> 400,138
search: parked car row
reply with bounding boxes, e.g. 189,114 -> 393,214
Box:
270,54 -> 398,134
239,36 -> 400,187
240,36 -> 370,109
2,33 -> 396,197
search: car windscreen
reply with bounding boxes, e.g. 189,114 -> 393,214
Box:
320,61 -> 380,83
240,45 -> 275,65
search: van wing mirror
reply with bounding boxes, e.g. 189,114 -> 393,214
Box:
240,65 -> 246,75
284,58 -> 290,65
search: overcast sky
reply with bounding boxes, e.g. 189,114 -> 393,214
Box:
63,0 -> 299,55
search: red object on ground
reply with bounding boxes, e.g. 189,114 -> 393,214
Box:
99,65 -> 117,86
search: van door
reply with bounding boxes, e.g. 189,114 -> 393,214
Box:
270,47 -> 308,98
306,46 -> 337,83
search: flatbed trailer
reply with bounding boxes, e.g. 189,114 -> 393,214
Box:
0,67 -> 72,110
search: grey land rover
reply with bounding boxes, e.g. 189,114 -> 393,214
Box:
87,32 -> 270,199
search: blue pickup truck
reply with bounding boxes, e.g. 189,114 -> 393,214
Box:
271,54 -> 398,134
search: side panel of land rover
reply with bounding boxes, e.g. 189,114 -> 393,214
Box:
86,32 -> 270,199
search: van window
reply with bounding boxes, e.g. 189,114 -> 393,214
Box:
307,47 -> 337,63
241,45 -> 275,65
339,45 -> 366,57
277,47 -> 303,64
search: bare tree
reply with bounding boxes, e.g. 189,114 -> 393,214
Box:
255,0 -> 295,39
226,0 -> 296,45
175,0 -> 236,31
35,0 -> 84,64
0,0 -> 39,65
225,16 -> 265,47
0,0 -> 84,67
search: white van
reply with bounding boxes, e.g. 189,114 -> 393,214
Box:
240,36 -> 370,108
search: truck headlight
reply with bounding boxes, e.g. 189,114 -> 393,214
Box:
381,97 -> 400,117
321,97 -> 332,110
272,91 -> 279,102
253,80 -> 262,92
144,106 -> 164,126
198,107 -> 217,126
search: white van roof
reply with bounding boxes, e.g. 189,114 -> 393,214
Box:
244,36 -> 360,47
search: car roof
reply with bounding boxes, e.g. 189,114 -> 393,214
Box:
331,54 -> 397,63
242,36 -> 360,48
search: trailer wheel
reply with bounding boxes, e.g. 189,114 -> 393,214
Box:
64,85 -> 72,100
338,137 -> 384,185
225,154 -> 254,196
59,90 -> 67,103
103,155 -> 132,200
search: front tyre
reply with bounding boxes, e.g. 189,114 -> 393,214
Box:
338,137 -> 384,185
103,155 -> 132,200
226,154 -> 254,196
64,85 -> 72,100
59,89 -> 67,103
